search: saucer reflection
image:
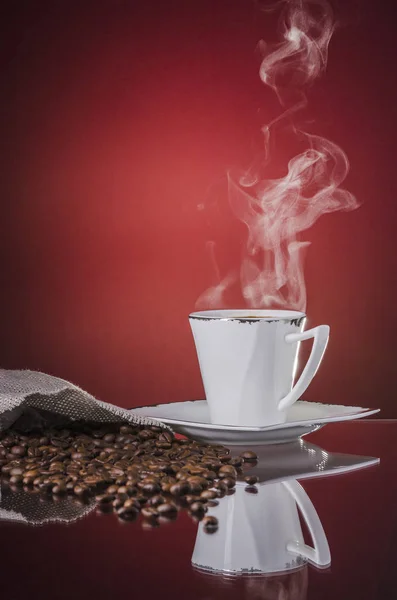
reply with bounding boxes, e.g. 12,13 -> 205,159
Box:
191,441 -> 379,577
231,439 -> 380,485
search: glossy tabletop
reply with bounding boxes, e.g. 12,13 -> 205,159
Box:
0,419 -> 396,600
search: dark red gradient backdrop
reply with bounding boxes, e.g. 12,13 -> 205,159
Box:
1,1 -> 396,415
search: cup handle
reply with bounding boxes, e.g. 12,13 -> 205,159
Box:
283,480 -> 331,567
278,325 -> 330,412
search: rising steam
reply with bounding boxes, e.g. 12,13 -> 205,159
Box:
197,0 -> 359,311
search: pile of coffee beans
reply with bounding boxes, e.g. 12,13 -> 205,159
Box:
0,423 -> 258,532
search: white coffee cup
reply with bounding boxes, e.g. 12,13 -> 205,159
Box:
191,479 -> 331,576
189,309 -> 330,427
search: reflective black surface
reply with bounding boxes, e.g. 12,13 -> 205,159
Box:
0,420 -> 396,599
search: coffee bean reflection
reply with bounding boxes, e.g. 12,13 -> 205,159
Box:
0,422 -> 256,532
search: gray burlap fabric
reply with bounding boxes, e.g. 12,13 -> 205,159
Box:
0,369 -> 165,431
0,368 -> 168,525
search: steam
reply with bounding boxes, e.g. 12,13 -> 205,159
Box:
197,0 -> 359,311
259,0 -> 334,103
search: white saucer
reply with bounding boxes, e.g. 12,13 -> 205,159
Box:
130,400 -> 380,445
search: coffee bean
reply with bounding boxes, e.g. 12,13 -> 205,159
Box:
218,465 -> 238,479
245,486 -> 259,494
93,439 -> 105,448
188,482 -> 203,494
120,425 -> 134,435
10,446 -> 26,457
221,477 -> 236,489
175,449 -> 191,460
202,470 -> 217,481
9,475 -> 23,485
203,516 -> 218,533
124,498 -> 140,510
141,482 -> 161,495
218,454 -> 231,463
157,503 -> 177,516
188,476 -> 208,489
188,466 -> 206,475
239,451 -> 258,462
244,475 -> 259,485
150,425 -> 163,432
206,500 -> 219,507
109,468 -> 125,479
190,502 -> 207,515
52,483 -> 67,495
155,441 -> 172,449
10,467 -> 24,476
117,492 -> 129,503
200,490 -> 217,500
147,494 -> 166,507
71,452 -> 86,461
158,431 -> 173,444
1,436 -> 15,447
139,475 -> 157,484
113,496 -> 126,509
51,439 -> 69,449
96,494 -> 115,504
183,494 -> 198,505
117,506 -> 139,521
212,445 -> 225,452
74,484 -> 89,496
136,495 -> 148,505
138,430 -> 155,440
115,477 -> 127,486
49,460 -> 64,469
170,482 -> 189,496
214,480 -> 228,493
141,507 -> 159,519
84,476 -> 101,487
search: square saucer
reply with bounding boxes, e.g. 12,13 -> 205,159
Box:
129,400 -> 380,445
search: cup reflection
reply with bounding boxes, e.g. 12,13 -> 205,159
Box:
192,440 -> 379,577
192,478 -> 330,576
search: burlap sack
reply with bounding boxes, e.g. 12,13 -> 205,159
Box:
0,369 -> 165,431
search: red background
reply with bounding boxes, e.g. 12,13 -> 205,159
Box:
1,0 -> 396,416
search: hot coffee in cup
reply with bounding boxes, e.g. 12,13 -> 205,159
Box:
189,309 -> 330,427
